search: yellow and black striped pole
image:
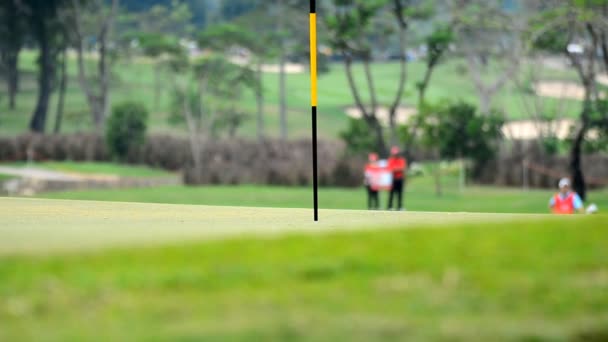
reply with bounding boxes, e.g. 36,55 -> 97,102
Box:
310,0 -> 319,221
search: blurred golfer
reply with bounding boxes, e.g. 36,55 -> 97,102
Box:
387,146 -> 407,211
364,153 -> 380,210
549,178 -> 585,214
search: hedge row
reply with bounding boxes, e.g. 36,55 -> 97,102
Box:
0,134 -> 363,187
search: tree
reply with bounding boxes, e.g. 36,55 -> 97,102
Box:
417,26 -> 454,107
131,0 -> 193,111
325,0 -> 420,154
54,33 -> 69,134
23,0 -> 66,132
0,0 -> 26,110
530,0 -> 608,200
418,101 -> 504,195
561,1 -> 608,201
168,54 -> 256,168
201,22 -> 275,141
248,0 -> 309,139
137,32 -> 183,109
451,0 -> 526,115
68,0 -> 119,132
401,25 -> 454,154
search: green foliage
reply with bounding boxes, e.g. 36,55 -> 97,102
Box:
339,118 -> 378,155
325,0 -> 386,58
420,101 -> 504,166
199,23 -> 256,50
136,32 -> 183,58
106,102 -> 149,161
425,25 -> 453,66
136,0 -> 194,37
168,54 -> 256,137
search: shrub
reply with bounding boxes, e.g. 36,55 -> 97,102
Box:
106,102 -> 149,161
419,101 -> 504,171
339,118 -> 377,155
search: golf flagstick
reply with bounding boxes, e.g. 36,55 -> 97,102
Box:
310,0 -> 319,221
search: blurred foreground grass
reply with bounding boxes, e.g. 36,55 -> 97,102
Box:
1,214 -> 607,341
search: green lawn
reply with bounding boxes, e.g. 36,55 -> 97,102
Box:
0,197 -> 606,340
0,174 -> 14,182
1,161 -> 173,178
0,50 -> 581,139
36,172 -> 608,213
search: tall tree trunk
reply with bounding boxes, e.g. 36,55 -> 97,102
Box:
278,45 -> 287,140
154,63 -> 161,110
570,123 -> 587,202
433,151 -> 442,197
255,62 -> 265,141
30,20 -> 53,133
6,52 -> 19,110
3,0 -> 22,110
96,32 -> 110,131
54,48 -> 68,134
363,60 -> 378,115
344,57 -> 387,155
71,0 -> 118,132
388,1 -> 408,146
277,0 -> 287,140
478,90 -> 491,116
570,98 -> 590,202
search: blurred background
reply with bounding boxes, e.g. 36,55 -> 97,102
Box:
0,0 -> 607,212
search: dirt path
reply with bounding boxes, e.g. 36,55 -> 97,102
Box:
0,166 -> 180,196
0,166 -> 117,181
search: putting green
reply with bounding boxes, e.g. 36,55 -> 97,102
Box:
0,197 -> 559,255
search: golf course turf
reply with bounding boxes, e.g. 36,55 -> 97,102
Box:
1,198 -> 607,340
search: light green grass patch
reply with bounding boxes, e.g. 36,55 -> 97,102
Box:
36,180 -> 608,214
0,197 -> 552,255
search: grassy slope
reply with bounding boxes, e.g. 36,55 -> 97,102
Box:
0,51 -> 581,138
37,172 -> 608,213
0,198 -> 606,340
0,161 -> 173,178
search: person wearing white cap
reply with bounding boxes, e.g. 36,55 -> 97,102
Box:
549,178 -> 585,214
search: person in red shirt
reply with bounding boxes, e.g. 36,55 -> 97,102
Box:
387,146 -> 407,211
549,178 -> 585,214
364,153 -> 380,210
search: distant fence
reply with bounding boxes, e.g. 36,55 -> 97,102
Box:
0,134 -> 363,187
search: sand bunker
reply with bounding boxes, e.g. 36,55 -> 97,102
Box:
534,81 -> 586,100
502,119 -> 600,140
345,105 -> 417,126
230,56 -> 304,74
344,104 -> 595,141
502,119 -> 575,140
534,77 -> 608,100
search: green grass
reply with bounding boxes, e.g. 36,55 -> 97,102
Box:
0,174 -> 14,182
0,50 -> 581,139
36,172 -> 608,213
1,161 -> 173,178
0,198 -> 606,340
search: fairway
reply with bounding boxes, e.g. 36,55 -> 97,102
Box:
0,197 -> 555,255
